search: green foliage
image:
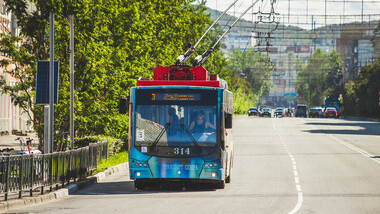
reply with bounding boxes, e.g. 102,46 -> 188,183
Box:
1,0 -> 212,151
75,135 -> 125,157
1,0 -> 264,148
343,61 -> 380,118
296,49 -> 343,106
229,48 -> 273,96
343,81 -> 359,116
94,151 -> 129,174
222,48 -> 273,114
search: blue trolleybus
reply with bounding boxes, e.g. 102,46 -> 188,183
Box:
120,66 -> 233,189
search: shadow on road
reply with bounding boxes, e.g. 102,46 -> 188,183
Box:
303,119 -> 380,136
72,181 -> 217,196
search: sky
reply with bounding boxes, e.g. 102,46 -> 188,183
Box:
204,0 -> 380,29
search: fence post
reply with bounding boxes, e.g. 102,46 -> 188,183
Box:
41,155 -> 45,195
55,154 -> 59,190
98,143 -> 102,162
5,157 -> 11,201
49,154 -> 53,192
105,141 -> 108,160
18,157 -> 23,199
73,151 -> 77,182
30,155 -> 35,197
68,151 -> 71,185
79,149 -> 83,180
62,153 -> 65,188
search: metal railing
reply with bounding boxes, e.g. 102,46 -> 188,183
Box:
0,141 -> 108,201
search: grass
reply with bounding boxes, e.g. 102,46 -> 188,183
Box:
93,151 -> 129,174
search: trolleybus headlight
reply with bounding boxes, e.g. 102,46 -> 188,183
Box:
211,172 -> 217,177
136,172 -> 141,177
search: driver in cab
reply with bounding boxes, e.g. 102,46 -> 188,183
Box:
189,111 -> 216,133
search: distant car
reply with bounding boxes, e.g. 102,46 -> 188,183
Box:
308,107 -> 323,118
274,108 -> 284,117
248,108 -> 258,116
324,107 -> 338,118
318,108 -> 325,118
295,105 -> 307,117
261,108 -> 272,117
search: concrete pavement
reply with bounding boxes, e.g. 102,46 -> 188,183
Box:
0,162 -> 129,212
4,116 -> 380,213
0,133 -> 39,155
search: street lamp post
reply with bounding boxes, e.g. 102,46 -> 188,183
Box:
69,15 -> 75,150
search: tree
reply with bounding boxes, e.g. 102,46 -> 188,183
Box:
229,48 -> 273,96
344,61 -> 380,118
0,0 -> 213,151
296,49 -> 343,107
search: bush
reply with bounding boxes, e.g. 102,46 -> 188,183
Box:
74,135 -> 126,157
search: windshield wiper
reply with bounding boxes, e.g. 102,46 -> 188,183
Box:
181,124 -> 201,151
149,123 -> 170,152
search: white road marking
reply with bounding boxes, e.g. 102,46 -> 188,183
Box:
329,135 -> 380,164
294,177 -> 299,184
277,133 -> 304,214
272,119 -> 277,131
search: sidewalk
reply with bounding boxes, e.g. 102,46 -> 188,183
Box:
0,162 -> 129,212
0,133 -> 39,155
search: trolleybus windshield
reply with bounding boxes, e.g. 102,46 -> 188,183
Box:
134,89 -> 218,157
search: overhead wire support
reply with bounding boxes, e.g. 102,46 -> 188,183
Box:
175,0 -> 239,66
193,0 -> 261,67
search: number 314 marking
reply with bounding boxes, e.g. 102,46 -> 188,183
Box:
174,147 -> 190,155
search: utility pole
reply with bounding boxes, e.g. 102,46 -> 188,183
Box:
288,0 -> 290,24
306,0 -> 308,25
48,12 -> 54,153
361,0 -> 364,23
343,0 -> 345,24
69,15 -> 75,150
325,0 -> 327,26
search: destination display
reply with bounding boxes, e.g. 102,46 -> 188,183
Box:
151,93 -> 201,101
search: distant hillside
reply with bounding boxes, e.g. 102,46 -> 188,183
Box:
205,8 -> 378,49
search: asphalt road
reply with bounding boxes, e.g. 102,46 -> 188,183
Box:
6,116 -> 380,214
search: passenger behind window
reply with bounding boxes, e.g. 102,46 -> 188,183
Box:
168,107 -> 179,135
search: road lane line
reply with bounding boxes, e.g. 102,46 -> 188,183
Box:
329,135 -> 380,164
278,135 -> 304,214
275,119 -> 304,213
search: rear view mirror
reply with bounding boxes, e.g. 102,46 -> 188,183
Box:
225,113 -> 232,129
119,97 -> 129,114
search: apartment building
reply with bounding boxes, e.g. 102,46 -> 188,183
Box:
0,0 -> 33,135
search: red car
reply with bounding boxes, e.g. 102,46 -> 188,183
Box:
324,107 -> 338,118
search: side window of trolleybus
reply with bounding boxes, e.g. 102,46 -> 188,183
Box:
135,105 -> 217,148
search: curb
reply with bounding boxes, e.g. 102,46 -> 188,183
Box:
343,116 -> 380,122
0,162 -> 129,212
